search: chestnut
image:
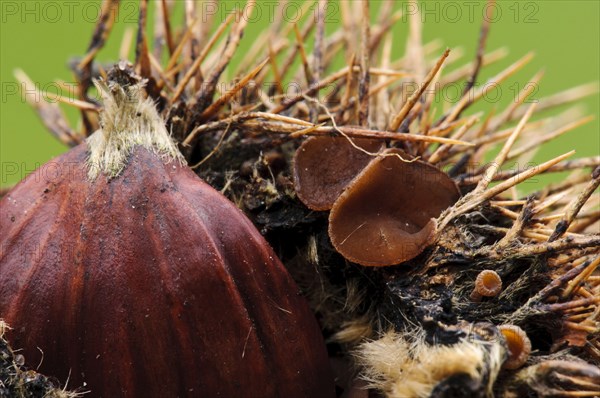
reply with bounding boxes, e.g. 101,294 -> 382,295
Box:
0,72 -> 334,397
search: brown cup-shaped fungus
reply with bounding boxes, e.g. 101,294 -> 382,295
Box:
293,136 -> 383,210
498,325 -> 532,369
329,149 -> 460,266
470,270 -> 503,302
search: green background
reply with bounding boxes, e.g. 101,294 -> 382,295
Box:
1,0 -> 599,191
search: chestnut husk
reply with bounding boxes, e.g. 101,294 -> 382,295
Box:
0,76 -> 334,397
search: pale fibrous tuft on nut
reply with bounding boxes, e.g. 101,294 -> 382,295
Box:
86,76 -> 183,180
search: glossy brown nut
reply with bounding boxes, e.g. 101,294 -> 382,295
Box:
293,136 -> 383,210
329,149 -> 460,266
0,80 -> 334,398
498,324 -> 532,369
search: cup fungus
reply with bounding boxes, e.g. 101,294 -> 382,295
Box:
0,67 -> 334,397
293,136 -> 383,210
498,325 -> 532,370
328,149 -> 461,266
470,270 -> 503,302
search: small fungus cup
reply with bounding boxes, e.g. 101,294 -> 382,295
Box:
498,324 -> 532,369
470,270 -> 503,302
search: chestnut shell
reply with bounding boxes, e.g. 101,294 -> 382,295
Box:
0,145 -> 334,397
